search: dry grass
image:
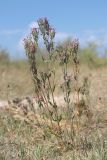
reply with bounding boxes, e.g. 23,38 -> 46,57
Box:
0,62 -> 107,159
0,62 -> 34,100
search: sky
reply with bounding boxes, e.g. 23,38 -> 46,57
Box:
0,0 -> 107,59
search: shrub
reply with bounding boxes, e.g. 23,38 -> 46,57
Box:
24,18 -> 92,150
0,48 -> 10,64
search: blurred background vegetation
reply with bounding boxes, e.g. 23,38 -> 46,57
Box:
0,40 -> 107,67
0,40 -> 107,100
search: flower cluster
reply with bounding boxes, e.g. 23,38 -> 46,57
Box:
56,39 -> 79,65
38,17 -> 55,52
38,17 -> 50,34
23,37 -> 36,55
69,39 -> 79,64
31,28 -> 39,42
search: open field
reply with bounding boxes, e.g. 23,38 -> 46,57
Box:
0,61 -> 107,159
1,1 -> 107,159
